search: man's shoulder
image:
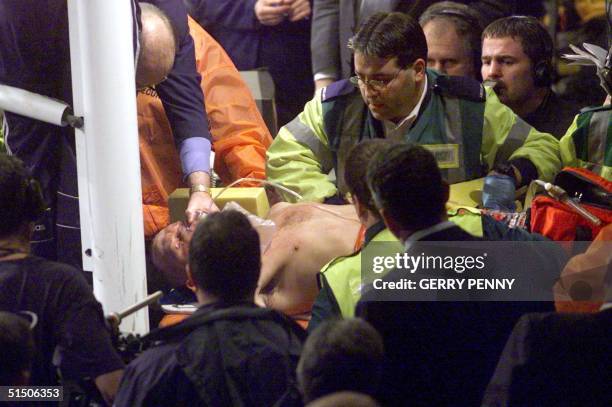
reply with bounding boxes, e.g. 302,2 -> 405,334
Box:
431,72 -> 486,103
125,342 -> 180,377
321,79 -> 360,103
518,309 -> 612,340
149,304 -> 306,344
116,342 -> 192,406
423,225 -> 483,242
321,250 -> 361,275
0,256 -> 88,288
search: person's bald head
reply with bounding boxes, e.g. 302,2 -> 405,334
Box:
136,3 -> 177,89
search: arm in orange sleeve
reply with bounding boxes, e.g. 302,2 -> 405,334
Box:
188,17 -> 273,186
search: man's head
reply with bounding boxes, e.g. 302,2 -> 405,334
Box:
349,12 -> 427,123
367,143 -> 448,240
0,154 -> 45,240
151,221 -> 194,287
188,210 -> 261,303
481,16 -> 553,113
136,3 -> 177,89
297,318 -> 384,403
420,2 -> 483,79
345,139 -> 397,223
0,312 -> 34,386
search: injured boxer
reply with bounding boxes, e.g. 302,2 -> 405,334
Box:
151,202 -> 361,319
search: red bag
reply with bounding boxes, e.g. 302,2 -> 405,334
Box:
530,168 -> 612,241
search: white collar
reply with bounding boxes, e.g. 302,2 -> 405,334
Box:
403,220 -> 456,251
384,74 -> 428,131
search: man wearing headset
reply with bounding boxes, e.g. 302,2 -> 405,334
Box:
420,2 -> 485,81
268,12 -> 561,212
481,16 -> 582,139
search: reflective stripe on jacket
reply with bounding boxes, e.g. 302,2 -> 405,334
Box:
320,213 -> 483,318
560,106 -> 612,181
267,70 -> 561,202
320,228 -> 402,319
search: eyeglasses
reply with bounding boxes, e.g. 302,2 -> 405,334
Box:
349,69 -> 402,91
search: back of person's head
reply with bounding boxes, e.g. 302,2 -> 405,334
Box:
419,1 -> 484,78
297,318 -> 384,403
306,391 -> 381,407
0,154 -> 45,239
189,210 -> 261,302
482,16 -> 554,87
350,12 -> 428,68
0,312 -> 35,385
345,140 -> 398,215
136,3 -> 178,89
367,143 -> 448,232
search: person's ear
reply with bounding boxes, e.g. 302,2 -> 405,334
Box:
185,264 -> 196,293
413,58 -> 427,80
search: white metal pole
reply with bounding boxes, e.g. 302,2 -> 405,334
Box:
0,84 -> 71,127
68,0 -> 148,333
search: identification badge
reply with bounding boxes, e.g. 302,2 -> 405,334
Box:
423,144 -> 460,169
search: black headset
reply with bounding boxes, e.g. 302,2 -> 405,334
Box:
506,15 -> 554,87
421,7 -> 485,80
533,59 -> 553,87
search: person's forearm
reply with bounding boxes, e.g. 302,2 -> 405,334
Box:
179,137 -> 212,179
187,170 -> 212,188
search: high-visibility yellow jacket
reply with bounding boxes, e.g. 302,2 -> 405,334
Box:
139,17 -> 273,238
267,70 -> 561,202
314,210 -> 484,322
560,105 -> 611,181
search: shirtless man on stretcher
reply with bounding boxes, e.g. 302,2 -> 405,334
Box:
152,201 -> 362,319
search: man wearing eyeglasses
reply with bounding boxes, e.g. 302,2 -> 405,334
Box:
267,12 -> 561,209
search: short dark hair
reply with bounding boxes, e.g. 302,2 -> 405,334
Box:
419,1 -> 484,77
188,210 -> 261,302
297,318 -> 384,403
482,16 -> 553,67
0,154 -> 44,238
367,143 -> 447,231
345,139 -> 397,214
350,12 -> 427,68
0,312 -> 35,385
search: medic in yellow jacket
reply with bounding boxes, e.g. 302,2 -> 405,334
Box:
266,69 -> 561,203
138,17 -> 273,238
560,105 -> 611,181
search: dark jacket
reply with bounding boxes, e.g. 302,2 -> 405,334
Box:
356,225 -> 554,406
116,303 -> 306,407
483,309 -> 612,407
185,0 -> 314,126
523,90 -> 582,139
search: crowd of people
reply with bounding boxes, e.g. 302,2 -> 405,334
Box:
1,0 -> 611,406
